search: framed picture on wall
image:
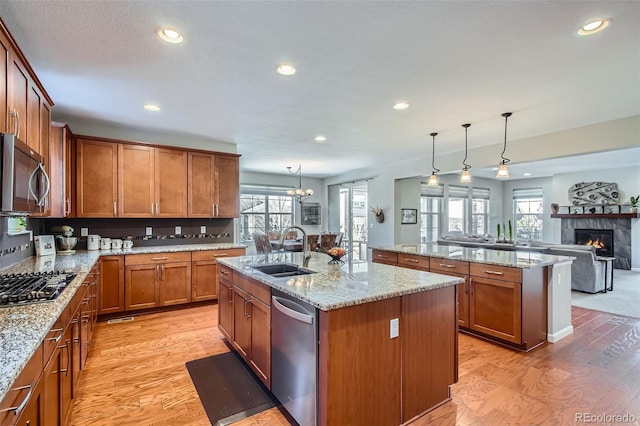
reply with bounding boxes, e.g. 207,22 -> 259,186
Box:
301,202 -> 321,225
401,208 -> 417,224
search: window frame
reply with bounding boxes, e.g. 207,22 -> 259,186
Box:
239,186 -> 295,243
512,188 -> 544,241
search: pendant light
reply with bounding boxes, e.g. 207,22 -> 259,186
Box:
496,112 -> 513,179
427,132 -> 440,186
286,164 -> 314,203
460,123 -> 472,183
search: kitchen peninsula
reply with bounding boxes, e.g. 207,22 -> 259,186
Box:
217,251 -> 464,425
372,244 -> 576,350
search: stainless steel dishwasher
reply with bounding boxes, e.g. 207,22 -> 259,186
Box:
271,288 -> 318,426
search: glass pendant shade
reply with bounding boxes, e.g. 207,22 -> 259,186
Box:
428,132 -> 440,187
496,162 -> 510,179
460,124 -> 472,183
460,169 -> 472,183
427,173 -> 439,186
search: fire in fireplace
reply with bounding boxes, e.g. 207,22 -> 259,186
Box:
575,229 -> 614,257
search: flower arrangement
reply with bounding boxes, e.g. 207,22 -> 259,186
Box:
321,246 -> 349,264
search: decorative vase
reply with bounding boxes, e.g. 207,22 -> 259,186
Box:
551,203 -> 559,214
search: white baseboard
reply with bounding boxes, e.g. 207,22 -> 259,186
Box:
547,325 -> 574,343
631,267 -> 640,272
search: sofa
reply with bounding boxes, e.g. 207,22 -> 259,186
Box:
547,245 -> 609,293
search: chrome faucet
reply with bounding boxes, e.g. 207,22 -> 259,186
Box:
279,225 -> 311,267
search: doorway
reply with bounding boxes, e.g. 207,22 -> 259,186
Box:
339,182 -> 368,263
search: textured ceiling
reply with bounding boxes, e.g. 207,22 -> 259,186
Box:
0,1 -> 638,178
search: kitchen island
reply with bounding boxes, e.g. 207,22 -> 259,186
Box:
217,251 -> 464,426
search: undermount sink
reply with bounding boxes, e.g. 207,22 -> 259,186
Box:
252,263 -> 316,278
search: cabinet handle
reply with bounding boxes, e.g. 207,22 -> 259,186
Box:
151,257 -> 168,261
0,382 -> 33,415
404,258 -> 419,263
151,203 -> 154,216
113,201 -> 117,216
469,277 -> 474,295
439,263 -> 457,269
7,109 -> 15,135
484,270 -> 504,276
156,202 -> 160,215
220,269 -> 229,276
14,109 -> 20,138
212,204 -> 215,218
244,298 -> 252,318
213,253 -> 228,257
65,198 -> 70,216
45,328 -> 64,343
227,288 -> 233,304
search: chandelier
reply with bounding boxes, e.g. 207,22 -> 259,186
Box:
286,164 -> 314,203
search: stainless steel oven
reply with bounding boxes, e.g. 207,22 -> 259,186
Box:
1,133 -> 50,214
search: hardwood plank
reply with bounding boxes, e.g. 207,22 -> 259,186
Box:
68,304 -> 640,426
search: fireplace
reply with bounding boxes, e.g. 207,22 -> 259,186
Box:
575,229 -> 614,257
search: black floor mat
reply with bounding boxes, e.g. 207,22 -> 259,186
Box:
186,351 -> 278,425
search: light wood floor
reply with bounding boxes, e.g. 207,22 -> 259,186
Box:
68,305 -> 640,426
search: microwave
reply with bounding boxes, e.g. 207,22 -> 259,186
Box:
1,133 -> 50,214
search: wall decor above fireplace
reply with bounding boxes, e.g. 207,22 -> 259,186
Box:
568,182 -> 619,205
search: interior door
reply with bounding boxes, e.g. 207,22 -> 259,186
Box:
339,182 -> 368,263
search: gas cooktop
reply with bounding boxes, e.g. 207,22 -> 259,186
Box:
0,271 -> 77,307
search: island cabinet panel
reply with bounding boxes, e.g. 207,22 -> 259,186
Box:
318,297 -> 402,426
217,266 -> 234,341
402,285 -> 457,423
371,249 -> 398,266
248,297 -> 270,387
469,277 -> 522,344
397,253 -> 429,271
430,258 -> 470,275
232,286 -> 252,359
99,255 -> 125,315
191,248 -> 246,302
470,263 -> 522,283
118,144 -> 154,218
76,139 -> 118,217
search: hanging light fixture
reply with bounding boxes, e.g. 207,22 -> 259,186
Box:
496,112 -> 513,179
427,132 -> 440,186
285,164 -> 314,203
460,123 -> 472,183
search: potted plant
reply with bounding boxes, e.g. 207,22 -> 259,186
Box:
630,195 -> 639,214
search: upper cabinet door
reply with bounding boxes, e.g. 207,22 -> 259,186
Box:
118,144 -> 154,218
7,50 -> 28,145
215,155 -> 240,218
0,31 -> 10,134
76,139 -> 118,217
187,152 -> 215,218
155,148 -> 187,217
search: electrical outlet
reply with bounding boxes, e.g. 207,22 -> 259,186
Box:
370,223 -> 374,228
81,228 -> 89,237
200,226 -> 206,234
390,318 -> 399,339
175,226 -> 181,235
146,227 -> 153,236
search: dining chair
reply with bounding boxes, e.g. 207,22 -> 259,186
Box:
307,234 -> 319,252
320,234 -> 337,251
252,232 -> 273,254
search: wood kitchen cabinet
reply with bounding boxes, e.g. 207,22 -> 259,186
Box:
218,265 -> 234,341
76,138 -> 118,217
191,248 -> 246,302
430,259 -> 470,328
99,255 -> 125,315
188,152 -> 240,218
49,122 -> 75,217
0,344 -> 44,426
14,377 -> 44,426
0,29 -> 10,134
125,252 -> 192,311
371,249 -> 398,266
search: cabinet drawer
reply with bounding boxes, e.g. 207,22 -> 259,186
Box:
372,249 -> 398,265
218,264 -> 234,282
232,272 -> 271,306
125,252 -> 191,265
0,343 -> 43,425
430,258 -> 470,274
192,248 -> 246,261
470,263 -> 522,283
397,254 -> 429,270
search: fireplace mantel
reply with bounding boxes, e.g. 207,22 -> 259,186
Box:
551,213 -> 638,219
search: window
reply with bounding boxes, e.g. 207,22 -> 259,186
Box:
471,187 -> 490,236
239,185 -> 294,243
448,185 -> 469,235
513,188 -> 543,241
420,183 -> 443,242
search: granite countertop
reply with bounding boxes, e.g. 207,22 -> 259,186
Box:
375,243 -> 575,268
0,242 -> 246,402
218,252 -> 464,311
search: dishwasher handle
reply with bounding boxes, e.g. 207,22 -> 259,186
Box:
272,296 -> 314,324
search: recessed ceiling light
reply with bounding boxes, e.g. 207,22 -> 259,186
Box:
144,104 -> 160,111
157,28 -> 183,43
314,135 -> 327,142
523,172 -> 532,176
578,19 -> 610,36
276,64 -> 296,76
393,102 -> 410,110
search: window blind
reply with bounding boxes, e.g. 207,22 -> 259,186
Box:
449,185 -> 469,198
420,183 -> 444,197
241,184 -> 292,196
513,187 -> 543,199
472,187 -> 490,200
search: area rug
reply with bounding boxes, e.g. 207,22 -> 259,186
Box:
572,269 -> 640,318
186,351 -> 278,426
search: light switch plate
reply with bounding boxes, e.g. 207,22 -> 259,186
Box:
80,228 -> 89,237
146,227 -> 153,236
175,226 -> 181,235
200,226 -> 206,234
390,318 -> 399,339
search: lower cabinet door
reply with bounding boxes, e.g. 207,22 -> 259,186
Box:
60,326 -> 73,424
218,279 -> 234,341
232,287 -> 251,360
125,264 -> 160,310
99,255 -> 125,315
192,260 -> 217,301
160,261 -> 192,306
43,347 -> 61,426
15,378 -> 44,426
469,277 -> 522,344
249,298 -> 271,387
